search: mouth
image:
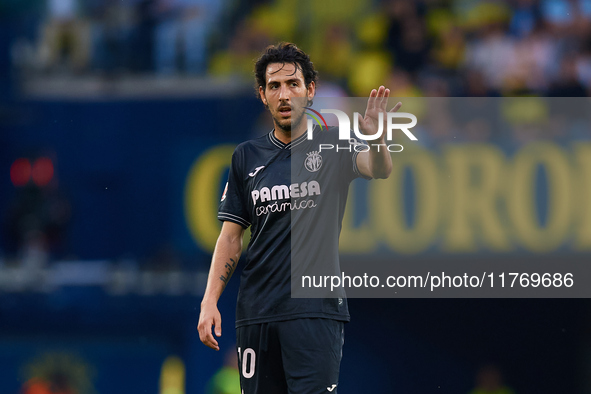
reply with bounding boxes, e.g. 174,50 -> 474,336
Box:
278,106 -> 291,117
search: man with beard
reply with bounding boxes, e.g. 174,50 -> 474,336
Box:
198,42 -> 401,394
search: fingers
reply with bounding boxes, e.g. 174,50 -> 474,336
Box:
380,88 -> 390,111
390,101 -> 402,112
199,322 -> 220,351
368,86 -> 390,112
214,314 -> 222,337
198,312 -> 221,351
198,322 -> 219,350
366,88 -> 377,112
374,86 -> 385,110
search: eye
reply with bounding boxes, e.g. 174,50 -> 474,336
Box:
291,82 -> 298,87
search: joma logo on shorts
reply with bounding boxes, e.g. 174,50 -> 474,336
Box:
251,181 -> 321,204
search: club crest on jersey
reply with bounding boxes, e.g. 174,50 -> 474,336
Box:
305,151 -> 322,172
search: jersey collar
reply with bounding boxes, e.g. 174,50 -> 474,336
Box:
268,128 -> 313,150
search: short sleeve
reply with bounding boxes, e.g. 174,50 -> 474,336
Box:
342,136 -> 372,183
218,148 -> 251,228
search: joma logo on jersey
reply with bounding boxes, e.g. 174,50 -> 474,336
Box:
251,181 -> 321,204
305,108 -> 418,142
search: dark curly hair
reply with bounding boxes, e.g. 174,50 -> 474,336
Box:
254,42 -> 318,101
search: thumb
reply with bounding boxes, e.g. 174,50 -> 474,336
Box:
357,113 -> 366,129
214,315 -> 222,337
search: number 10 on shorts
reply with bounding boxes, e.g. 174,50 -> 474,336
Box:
238,347 -> 256,379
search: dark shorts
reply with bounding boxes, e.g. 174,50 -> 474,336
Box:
236,318 -> 345,394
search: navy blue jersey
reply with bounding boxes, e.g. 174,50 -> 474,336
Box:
218,127 -> 369,327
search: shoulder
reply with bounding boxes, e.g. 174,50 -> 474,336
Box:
232,133 -> 271,159
235,133 -> 270,153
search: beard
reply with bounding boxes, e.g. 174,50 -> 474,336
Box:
274,105 -> 306,132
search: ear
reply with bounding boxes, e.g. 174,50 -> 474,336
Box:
259,86 -> 267,106
307,81 -> 316,101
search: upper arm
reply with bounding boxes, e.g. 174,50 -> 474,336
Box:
217,148 -> 252,228
355,151 -> 373,179
218,221 -> 245,248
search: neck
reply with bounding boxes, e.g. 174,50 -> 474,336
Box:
273,120 -> 307,144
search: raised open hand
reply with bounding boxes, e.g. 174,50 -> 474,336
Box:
357,86 -> 402,142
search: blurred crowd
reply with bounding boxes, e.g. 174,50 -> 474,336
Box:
6,0 -> 591,97
9,0 -> 228,76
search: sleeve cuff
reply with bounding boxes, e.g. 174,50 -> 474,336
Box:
218,212 -> 251,229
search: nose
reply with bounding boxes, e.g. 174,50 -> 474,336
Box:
278,84 -> 290,102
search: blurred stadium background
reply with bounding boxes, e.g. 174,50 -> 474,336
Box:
1,0 -> 591,393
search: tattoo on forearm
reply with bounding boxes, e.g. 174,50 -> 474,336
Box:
219,258 -> 237,288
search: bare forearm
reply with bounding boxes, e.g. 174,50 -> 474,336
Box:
367,144 -> 393,179
201,230 -> 243,305
198,222 -> 243,351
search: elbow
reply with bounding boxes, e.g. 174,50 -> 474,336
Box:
371,165 -> 392,179
218,226 -> 245,253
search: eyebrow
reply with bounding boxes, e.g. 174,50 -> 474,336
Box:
267,78 -> 303,85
